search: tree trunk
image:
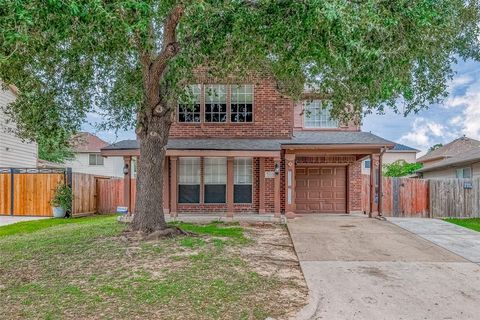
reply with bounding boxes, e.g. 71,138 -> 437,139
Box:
131,108 -> 172,233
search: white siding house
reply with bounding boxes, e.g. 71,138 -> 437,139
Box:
0,85 -> 38,168
63,132 -> 127,178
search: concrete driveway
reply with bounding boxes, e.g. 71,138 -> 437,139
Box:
0,216 -> 49,227
288,215 -> 480,320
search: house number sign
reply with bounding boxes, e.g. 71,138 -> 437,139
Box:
265,171 -> 276,179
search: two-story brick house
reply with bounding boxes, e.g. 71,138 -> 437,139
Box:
101,75 -> 393,217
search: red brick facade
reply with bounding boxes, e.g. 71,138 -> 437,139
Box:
160,78 -> 376,214
170,79 -> 294,138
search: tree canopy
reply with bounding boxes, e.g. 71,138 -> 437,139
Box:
2,0 -> 479,140
383,160 -> 423,177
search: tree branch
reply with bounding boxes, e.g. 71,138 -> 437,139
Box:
151,5 -> 184,76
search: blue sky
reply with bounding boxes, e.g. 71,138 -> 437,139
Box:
85,59 -> 480,156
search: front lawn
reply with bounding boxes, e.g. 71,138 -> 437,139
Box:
0,215 -> 307,319
444,218 -> 480,233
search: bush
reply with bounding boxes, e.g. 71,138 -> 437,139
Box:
383,160 -> 423,177
50,184 -> 72,211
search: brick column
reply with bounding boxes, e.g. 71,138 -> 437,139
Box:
284,154 -> 296,218
259,157 -> 266,214
274,157 -> 282,217
123,156 -> 132,214
170,157 -> 178,217
227,157 -> 234,217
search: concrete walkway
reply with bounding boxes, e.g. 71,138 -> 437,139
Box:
0,216 -> 49,227
288,215 -> 480,320
389,218 -> 480,264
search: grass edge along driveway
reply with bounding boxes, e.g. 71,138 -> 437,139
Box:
444,218 -> 480,233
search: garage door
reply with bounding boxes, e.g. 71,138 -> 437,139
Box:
295,166 -> 346,213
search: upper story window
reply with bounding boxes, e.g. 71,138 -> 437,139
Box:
304,100 -> 338,128
178,85 -> 201,123
231,85 -> 253,123
89,154 -> 104,166
205,85 -> 227,123
456,167 -> 472,179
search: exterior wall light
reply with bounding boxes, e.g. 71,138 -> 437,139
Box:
274,162 -> 280,175
123,163 -> 129,175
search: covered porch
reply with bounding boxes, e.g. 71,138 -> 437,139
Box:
101,139 -> 283,217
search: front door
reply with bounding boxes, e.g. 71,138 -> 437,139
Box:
295,166 -> 347,213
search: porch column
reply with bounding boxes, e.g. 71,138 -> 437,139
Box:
123,156 -> 132,214
163,156 -> 170,215
274,157 -> 282,217
227,157 -> 234,217
259,157 -> 266,214
284,154 -> 296,218
170,156 -> 178,217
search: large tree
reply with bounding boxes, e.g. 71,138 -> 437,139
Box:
1,0 -> 479,232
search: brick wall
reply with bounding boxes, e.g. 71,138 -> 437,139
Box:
348,161 -> 363,212
170,78 -> 294,138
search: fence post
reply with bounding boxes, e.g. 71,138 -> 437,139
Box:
10,168 -> 14,216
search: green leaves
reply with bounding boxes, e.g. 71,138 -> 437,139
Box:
384,161 -> 424,177
0,0 -> 479,142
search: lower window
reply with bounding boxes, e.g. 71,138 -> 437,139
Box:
178,157 -> 200,203
234,157 -> 253,203
204,157 -> 227,203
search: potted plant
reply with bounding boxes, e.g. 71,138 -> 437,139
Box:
50,184 -> 72,218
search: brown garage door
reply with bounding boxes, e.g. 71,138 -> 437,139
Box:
296,166 -> 347,213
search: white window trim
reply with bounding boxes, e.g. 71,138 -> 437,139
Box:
303,100 -> 338,128
231,84 -> 254,123
88,153 -> 104,166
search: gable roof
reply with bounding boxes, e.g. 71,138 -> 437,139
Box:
417,146 -> 480,173
417,136 -> 480,163
102,131 -> 394,152
71,132 -> 109,153
389,143 -> 419,152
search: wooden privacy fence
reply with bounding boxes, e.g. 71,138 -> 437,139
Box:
430,178 -> 480,218
0,168 -> 111,217
0,168 -> 66,216
362,175 -> 429,217
97,178 -> 137,214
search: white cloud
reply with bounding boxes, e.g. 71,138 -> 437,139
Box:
447,74 -> 474,92
399,118 -> 457,152
444,80 -> 480,140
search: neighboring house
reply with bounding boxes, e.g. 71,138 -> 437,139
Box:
417,136 -> 480,179
102,77 -> 394,216
65,132 -> 126,177
361,143 -> 419,174
0,84 -> 38,168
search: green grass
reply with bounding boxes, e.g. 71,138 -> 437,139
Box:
0,215 -> 294,320
444,218 -> 480,232
0,214 -> 115,237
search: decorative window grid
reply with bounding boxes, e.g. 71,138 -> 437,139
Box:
204,157 -> 227,184
231,85 -> 253,122
178,84 -> 201,123
89,154 -> 104,166
304,100 -> 338,128
179,157 -> 200,184
205,85 -> 227,122
234,157 -> 252,184
296,155 -> 356,165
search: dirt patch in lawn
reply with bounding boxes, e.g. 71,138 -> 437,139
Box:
0,217 -> 307,320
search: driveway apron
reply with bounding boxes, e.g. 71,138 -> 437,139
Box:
288,214 -> 480,320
